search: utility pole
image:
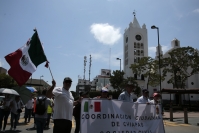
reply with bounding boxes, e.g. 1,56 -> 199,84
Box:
89,55 -> 92,81
83,56 -> 87,80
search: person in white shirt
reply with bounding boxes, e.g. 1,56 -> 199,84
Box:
24,98 -> 33,123
118,82 -> 134,102
0,94 -> 11,132
9,96 -> 21,131
46,77 -> 80,133
35,90 -> 51,133
136,89 -> 150,103
150,93 -> 161,104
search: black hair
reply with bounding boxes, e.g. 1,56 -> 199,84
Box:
42,89 -> 47,95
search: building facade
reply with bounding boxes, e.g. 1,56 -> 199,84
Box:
0,67 -> 7,74
123,15 -> 199,102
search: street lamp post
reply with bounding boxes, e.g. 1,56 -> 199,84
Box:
151,25 -> 161,93
151,25 -> 163,112
40,75 -> 44,90
116,58 -> 121,72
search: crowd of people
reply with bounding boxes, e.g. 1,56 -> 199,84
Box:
46,77 -> 161,133
0,90 -> 54,133
0,77 -> 161,133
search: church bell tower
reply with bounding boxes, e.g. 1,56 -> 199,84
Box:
123,12 -> 148,79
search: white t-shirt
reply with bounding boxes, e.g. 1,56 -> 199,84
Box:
10,100 -> 21,114
0,98 -> 11,109
52,87 -> 74,121
25,99 -> 34,109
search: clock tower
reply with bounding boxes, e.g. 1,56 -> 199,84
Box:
123,14 -> 148,79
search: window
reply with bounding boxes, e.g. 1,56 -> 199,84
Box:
175,40 -> 178,46
134,74 -> 137,79
141,74 -> 144,80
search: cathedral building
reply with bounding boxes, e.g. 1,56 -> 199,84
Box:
123,14 -> 199,102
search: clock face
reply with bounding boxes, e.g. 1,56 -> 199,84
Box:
126,37 -> 128,43
135,35 -> 141,41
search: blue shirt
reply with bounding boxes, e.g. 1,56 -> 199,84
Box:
118,91 -> 134,102
136,96 -> 150,103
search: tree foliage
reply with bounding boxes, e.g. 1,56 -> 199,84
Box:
109,70 -> 125,91
0,73 -> 18,88
124,77 -> 141,97
109,70 -> 141,96
162,46 -> 199,89
130,57 -> 162,89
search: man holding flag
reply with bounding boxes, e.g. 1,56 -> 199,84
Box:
46,78 -> 82,133
4,29 -> 48,86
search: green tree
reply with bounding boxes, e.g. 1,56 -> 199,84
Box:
0,73 -> 18,88
130,57 -> 162,89
109,71 -> 140,96
162,46 -> 199,89
123,77 -> 141,97
109,70 -> 125,91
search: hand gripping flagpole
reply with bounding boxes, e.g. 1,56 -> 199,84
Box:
33,28 -> 54,80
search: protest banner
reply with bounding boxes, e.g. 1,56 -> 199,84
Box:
81,99 -> 165,133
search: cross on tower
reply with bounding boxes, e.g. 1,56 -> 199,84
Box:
133,10 -> 136,16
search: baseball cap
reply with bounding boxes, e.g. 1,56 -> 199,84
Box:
63,77 -> 72,82
142,89 -> 149,93
101,87 -> 108,92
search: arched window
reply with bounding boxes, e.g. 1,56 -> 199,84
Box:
134,74 -> 137,79
137,43 -> 140,48
141,74 -> 144,80
138,57 -> 140,62
134,43 -> 136,48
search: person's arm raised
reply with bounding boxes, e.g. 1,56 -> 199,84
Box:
46,80 -> 56,98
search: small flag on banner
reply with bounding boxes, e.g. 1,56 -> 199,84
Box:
84,101 -> 101,112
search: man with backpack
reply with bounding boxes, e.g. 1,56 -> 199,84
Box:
35,90 -> 51,133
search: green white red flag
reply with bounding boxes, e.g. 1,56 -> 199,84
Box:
5,30 -> 48,86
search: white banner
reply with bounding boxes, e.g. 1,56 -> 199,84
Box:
81,99 -> 165,133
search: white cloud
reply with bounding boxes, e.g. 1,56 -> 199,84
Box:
193,9 -> 199,13
90,23 -> 122,45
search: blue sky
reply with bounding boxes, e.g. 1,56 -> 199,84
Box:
0,0 -> 199,91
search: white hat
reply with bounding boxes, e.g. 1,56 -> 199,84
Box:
101,87 -> 108,92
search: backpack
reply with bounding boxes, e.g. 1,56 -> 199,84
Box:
35,96 -> 46,115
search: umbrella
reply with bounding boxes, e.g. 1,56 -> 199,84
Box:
12,86 -> 32,104
26,87 -> 37,93
0,88 -> 19,96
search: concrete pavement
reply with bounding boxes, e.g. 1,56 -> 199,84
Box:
1,111 -> 199,132
163,111 -> 199,127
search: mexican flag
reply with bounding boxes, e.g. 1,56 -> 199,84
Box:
5,31 -> 48,86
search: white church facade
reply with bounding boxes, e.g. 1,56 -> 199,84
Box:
123,15 -> 199,102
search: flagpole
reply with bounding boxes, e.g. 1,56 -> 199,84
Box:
48,65 -> 54,80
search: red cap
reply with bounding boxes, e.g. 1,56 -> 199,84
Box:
153,93 -> 160,97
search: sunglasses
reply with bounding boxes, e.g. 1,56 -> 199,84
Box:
64,81 -> 72,83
